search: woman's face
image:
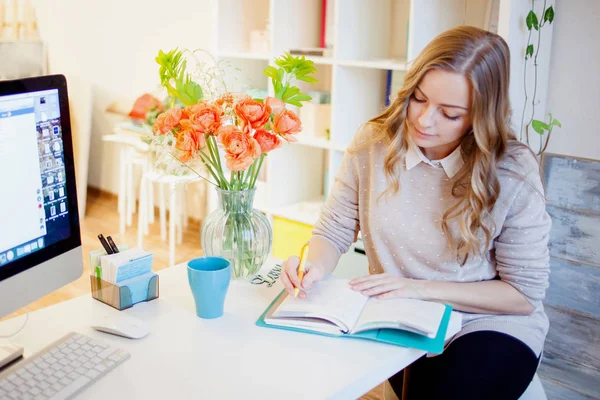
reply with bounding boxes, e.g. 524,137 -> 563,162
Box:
406,69 -> 472,160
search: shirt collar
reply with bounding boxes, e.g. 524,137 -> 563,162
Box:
405,135 -> 464,178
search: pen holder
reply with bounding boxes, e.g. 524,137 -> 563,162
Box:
89,247 -> 159,310
90,274 -> 159,311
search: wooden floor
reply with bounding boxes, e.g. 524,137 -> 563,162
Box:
1,188 -> 384,399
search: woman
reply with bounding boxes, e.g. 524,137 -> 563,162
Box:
280,26 -> 551,400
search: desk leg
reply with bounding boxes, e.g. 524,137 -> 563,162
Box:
182,186 -> 189,229
169,182 -> 177,267
148,173 -> 155,224
177,184 -> 183,245
160,183 -> 166,242
137,173 -> 147,249
126,149 -> 134,227
119,147 -> 127,234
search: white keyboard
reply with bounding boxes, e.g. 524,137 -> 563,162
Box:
0,332 -> 129,400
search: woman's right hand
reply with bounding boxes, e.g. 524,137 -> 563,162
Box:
280,256 -> 326,299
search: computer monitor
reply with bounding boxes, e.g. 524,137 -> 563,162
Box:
0,74 -> 83,319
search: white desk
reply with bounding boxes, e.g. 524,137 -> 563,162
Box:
0,258 -> 461,399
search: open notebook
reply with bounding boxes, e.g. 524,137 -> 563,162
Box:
257,276 -> 457,353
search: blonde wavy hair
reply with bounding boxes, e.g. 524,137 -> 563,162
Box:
366,25 -> 526,265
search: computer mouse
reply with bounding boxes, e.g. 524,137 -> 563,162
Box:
91,315 -> 150,339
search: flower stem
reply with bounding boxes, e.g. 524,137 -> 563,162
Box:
196,151 -> 222,186
168,151 -> 219,187
250,154 -> 265,188
209,135 -> 226,182
205,136 -> 228,189
243,160 -> 255,188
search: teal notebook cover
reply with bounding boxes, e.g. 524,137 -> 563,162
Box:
256,290 -> 453,354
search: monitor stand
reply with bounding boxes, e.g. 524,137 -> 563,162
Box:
0,340 -> 24,370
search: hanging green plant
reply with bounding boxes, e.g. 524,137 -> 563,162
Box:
520,0 -> 561,156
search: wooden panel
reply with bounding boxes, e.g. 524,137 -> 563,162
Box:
543,154 -> 600,213
541,378 -> 595,400
272,217 -> 314,260
538,306 -> 600,399
546,205 -> 600,266
546,257 -> 600,318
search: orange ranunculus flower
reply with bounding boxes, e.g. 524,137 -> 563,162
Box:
184,102 -> 223,134
176,120 -> 205,162
153,108 -> 183,135
181,101 -> 206,119
218,125 -> 261,171
128,93 -> 164,120
264,96 -> 285,115
272,109 -> 302,142
235,98 -> 271,131
254,129 -> 281,153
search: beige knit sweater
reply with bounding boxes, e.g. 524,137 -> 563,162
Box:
312,123 -> 552,357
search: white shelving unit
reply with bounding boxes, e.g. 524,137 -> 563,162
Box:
210,0 -> 547,227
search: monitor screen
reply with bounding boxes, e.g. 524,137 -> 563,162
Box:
0,76 -> 81,283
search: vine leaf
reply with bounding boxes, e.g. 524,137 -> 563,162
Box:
526,44 -> 534,59
532,119 -> 549,135
544,6 -> 555,24
526,10 -> 539,31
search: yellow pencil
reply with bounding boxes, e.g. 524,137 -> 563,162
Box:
294,241 -> 309,297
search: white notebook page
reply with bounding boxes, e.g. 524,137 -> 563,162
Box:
274,277 -> 369,332
354,297 -> 446,337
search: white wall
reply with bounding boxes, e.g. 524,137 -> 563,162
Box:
544,0 -> 600,160
33,0 -> 214,218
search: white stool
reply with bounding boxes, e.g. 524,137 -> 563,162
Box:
102,126 -> 152,235
137,170 -> 204,267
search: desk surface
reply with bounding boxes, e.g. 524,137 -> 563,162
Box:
0,258 -> 460,399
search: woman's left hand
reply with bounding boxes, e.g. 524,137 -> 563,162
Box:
349,273 -> 429,300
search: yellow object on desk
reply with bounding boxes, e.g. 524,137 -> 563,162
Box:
272,216 -> 314,260
294,241 -> 309,297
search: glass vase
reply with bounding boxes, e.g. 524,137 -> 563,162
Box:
200,188 -> 272,280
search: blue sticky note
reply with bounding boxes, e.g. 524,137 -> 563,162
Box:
115,254 -> 153,283
118,272 -> 156,304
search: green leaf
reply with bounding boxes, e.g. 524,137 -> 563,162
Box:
273,80 -> 283,95
275,86 -> 286,100
544,6 -> 555,24
290,93 -> 312,101
526,10 -> 539,30
532,119 -> 549,135
526,44 -> 534,59
282,86 -> 300,102
546,113 -> 562,128
176,81 -> 203,106
263,66 -> 279,80
165,85 -> 179,99
296,76 -> 318,84
267,52 -> 318,104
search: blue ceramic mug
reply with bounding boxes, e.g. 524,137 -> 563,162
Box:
187,257 -> 231,319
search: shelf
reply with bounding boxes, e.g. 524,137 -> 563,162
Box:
303,55 -> 335,65
217,51 -> 271,61
295,135 -> 331,150
337,58 -> 407,71
269,200 -> 325,227
211,0 -> 516,231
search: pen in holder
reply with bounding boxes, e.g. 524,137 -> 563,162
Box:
89,245 -> 159,310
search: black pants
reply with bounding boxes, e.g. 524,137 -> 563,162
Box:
388,331 -> 540,400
